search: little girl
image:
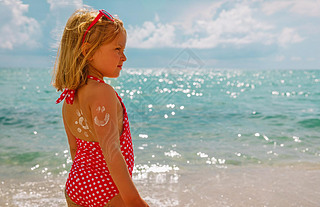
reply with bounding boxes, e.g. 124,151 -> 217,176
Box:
53,8 -> 149,207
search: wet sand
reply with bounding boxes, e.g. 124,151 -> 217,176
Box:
137,164 -> 320,206
1,164 -> 320,207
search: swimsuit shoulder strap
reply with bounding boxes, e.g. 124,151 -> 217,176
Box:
87,75 -> 104,83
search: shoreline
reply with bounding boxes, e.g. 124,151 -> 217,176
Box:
137,164 -> 320,206
1,163 -> 319,207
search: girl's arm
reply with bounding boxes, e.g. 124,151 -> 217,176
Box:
89,84 -> 147,207
62,103 -> 77,161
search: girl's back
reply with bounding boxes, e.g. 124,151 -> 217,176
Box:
63,76 -> 134,206
62,79 -> 124,143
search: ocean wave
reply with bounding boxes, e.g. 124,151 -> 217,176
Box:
298,118 -> 320,128
0,151 -> 41,165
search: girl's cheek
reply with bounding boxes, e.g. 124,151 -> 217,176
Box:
114,53 -> 121,60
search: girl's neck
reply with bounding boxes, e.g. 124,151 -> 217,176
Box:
87,66 -> 104,80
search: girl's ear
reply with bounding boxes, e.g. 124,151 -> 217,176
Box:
81,43 -> 93,61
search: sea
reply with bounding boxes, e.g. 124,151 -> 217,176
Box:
0,67 -> 319,206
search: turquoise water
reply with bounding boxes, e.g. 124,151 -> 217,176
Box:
0,67 -> 319,180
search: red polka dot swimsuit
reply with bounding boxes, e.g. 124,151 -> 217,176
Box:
56,75 -> 134,207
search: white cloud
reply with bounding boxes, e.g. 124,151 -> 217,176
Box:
127,21 -> 176,48
46,0 -> 85,49
127,3 -> 280,49
0,0 -> 41,50
173,1 -> 226,35
154,13 -> 160,22
278,27 -> 304,47
127,1 -> 227,48
47,0 -> 83,11
181,4 -> 275,48
291,56 -> 302,61
262,0 -> 320,17
275,55 -> 285,62
127,1 -> 308,49
261,1 -> 293,15
307,57 -> 316,61
290,0 -> 320,17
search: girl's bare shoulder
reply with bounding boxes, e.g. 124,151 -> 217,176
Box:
80,81 -> 117,104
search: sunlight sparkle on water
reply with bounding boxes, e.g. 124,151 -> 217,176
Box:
139,134 -> 149,139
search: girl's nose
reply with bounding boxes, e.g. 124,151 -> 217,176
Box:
121,52 -> 127,62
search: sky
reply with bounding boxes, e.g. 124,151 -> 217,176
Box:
0,0 -> 319,70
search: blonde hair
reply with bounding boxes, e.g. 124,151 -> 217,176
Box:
52,8 -> 126,91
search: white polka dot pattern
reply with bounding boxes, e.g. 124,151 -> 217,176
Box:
65,76 -> 134,207
56,88 -> 76,104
